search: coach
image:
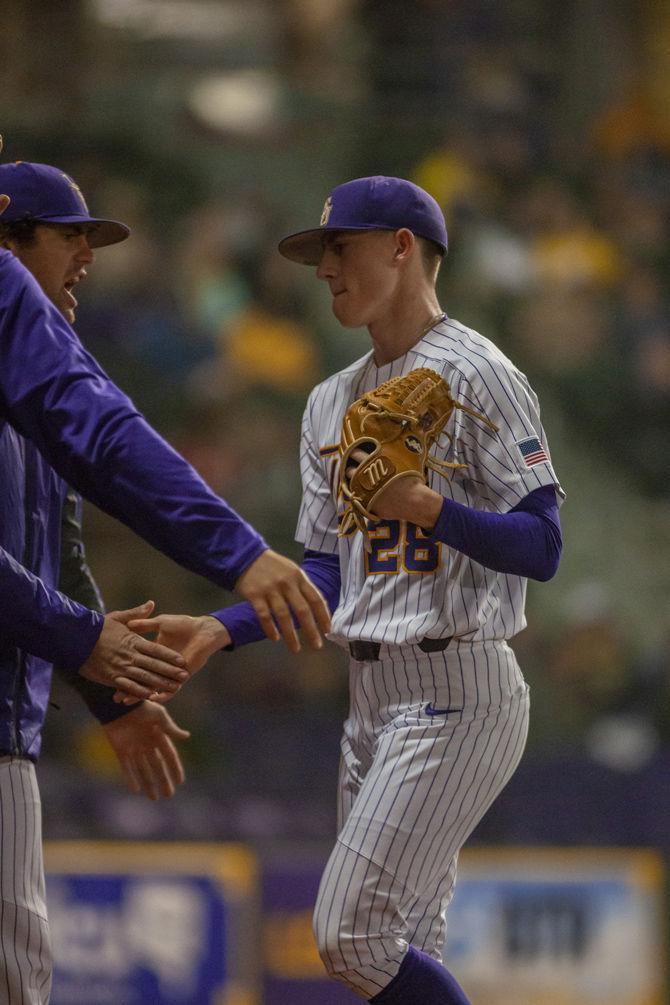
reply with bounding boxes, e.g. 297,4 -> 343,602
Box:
0,143 -> 329,1004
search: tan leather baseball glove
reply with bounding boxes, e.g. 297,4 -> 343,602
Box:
338,368 -> 497,549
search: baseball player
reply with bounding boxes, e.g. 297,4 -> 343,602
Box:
131,176 -> 563,1004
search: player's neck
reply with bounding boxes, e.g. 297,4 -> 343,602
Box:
368,294 -> 443,366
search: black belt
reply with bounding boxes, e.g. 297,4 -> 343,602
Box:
349,637 -> 453,662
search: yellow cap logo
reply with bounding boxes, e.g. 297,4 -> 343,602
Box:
61,173 -> 89,212
320,196 -> 332,227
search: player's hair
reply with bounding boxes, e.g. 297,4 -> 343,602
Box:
417,237 -> 444,282
0,218 -> 40,247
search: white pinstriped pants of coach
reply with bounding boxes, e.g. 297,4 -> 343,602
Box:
313,640 -> 530,1000
0,758 -> 52,1004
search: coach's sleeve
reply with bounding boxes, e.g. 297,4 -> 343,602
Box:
0,544 -> 103,669
0,251 -> 267,590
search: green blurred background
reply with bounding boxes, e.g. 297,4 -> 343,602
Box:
2,0 -> 669,875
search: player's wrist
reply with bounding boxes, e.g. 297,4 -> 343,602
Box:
412,485 -> 444,531
197,615 -> 231,654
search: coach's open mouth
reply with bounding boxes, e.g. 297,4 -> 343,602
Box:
62,276 -> 82,310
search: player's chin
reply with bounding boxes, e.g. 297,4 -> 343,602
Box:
331,297 -> 365,329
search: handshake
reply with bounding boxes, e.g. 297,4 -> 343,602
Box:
80,543 -> 330,706
76,567 -> 328,805
83,602 -> 234,708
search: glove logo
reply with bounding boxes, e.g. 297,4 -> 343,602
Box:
404,435 -> 422,454
361,456 -> 391,488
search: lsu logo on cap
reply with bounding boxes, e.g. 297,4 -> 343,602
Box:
320,196 -> 332,227
61,172 -> 89,212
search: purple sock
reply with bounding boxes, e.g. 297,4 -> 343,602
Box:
369,946 -> 473,1004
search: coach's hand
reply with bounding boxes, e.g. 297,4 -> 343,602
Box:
102,702 -> 191,801
235,549 -> 329,653
79,601 -> 188,699
112,614 -> 229,705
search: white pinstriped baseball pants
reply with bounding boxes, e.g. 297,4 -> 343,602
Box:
313,640 -> 530,1000
0,758 -> 52,1005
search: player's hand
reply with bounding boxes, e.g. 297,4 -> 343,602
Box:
102,701 -> 191,801
79,601 -> 189,700
130,613 -> 228,673
112,614 -> 229,705
346,448 -> 442,527
235,549 -> 330,653
370,476 -> 441,526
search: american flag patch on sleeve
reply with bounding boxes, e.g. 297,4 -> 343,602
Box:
516,436 -> 548,467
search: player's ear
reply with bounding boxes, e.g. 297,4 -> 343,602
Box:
392,228 -> 415,262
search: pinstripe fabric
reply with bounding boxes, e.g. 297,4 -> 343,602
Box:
296,317 -> 564,647
0,759 -> 52,1004
313,641 -> 529,999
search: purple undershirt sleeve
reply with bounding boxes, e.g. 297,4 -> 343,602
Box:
301,550 -> 342,611
211,550 -> 342,650
428,484 -> 562,581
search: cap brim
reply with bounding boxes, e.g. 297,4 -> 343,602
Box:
278,223 -> 447,264
36,215 -> 130,248
278,227 -> 330,265
87,219 -> 130,249
278,225 -> 383,265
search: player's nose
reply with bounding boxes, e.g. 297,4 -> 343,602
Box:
316,248 -> 336,280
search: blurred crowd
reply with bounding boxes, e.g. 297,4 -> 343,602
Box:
3,0 -> 668,851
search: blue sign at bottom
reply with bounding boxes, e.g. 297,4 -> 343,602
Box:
48,873 -> 225,1005
46,842 -> 257,1005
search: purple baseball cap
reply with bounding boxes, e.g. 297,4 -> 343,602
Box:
0,161 -> 129,248
278,175 -> 448,265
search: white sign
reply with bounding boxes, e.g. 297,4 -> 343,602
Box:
447,848 -> 665,1005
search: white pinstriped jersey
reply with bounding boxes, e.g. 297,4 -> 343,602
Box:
296,315 -> 564,647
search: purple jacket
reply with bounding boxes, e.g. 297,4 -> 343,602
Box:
0,249 -> 267,758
